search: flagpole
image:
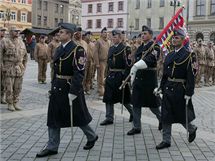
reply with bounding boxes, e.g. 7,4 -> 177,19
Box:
186,0 -> 189,32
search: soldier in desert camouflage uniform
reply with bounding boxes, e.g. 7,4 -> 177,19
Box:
0,26 -> 28,111
205,41 -> 215,86
34,35 -> 49,84
83,31 -> 95,95
0,27 -> 7,104
48,34 -> 60,81
193,38 -> 206,87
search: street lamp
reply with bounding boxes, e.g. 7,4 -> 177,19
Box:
129,25 -> 134,39
170,0 -> 181,16
75,15 -> 79,25
4,8 -> 11,27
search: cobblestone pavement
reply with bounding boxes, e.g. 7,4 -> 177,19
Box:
0,60 -> 215,161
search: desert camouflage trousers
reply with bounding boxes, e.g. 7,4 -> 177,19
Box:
4,76 -> 23,104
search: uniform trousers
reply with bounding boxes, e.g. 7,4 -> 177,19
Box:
162,123 -> 197,144
133,106 -> 161,130
46,125 -> 97,151
105,103 -> 133,121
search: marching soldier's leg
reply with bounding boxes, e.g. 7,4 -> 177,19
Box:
79,125 -> 98,150
182,123 -> 197,143
204,65 -> 209,86
156,123 -> 171,149
127,106 -> 141,135
38,59 -> 43,83
13,77 -> 23,110
5,76 -> 15,111
100,103 -> 114,125
150,107 -> 162,130
124,103 -> 133,122
1,73 -> 6,104
36,127 -> 59,157
43,60 -> 47,83
97,61 -> 106,97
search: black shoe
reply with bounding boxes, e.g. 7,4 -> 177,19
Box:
127,128 -> 141,135
129,115 -> 133,122
188,127 -> 197,143
83,135 -> 98,150
158,122 -> 162,131
156,142 -> 171,150
36,149 -> 58,158
100,119 -> 113,126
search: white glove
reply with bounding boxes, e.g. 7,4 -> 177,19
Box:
153,87 -> 162,96
130,59 -> 147,86
184,95 -> 191,104
184,95 -> 191,100
69,94 -> 77,105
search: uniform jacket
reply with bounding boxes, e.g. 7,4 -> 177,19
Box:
47,40 -> 92,128
34,42 -> 49,60
103,42 -> 132,104
94,38 -> 110,66
48,40 -> 60,61
132,40 -> 161,108
160,46 -> 196,124
205,47 -> 215,67
0,37 -> 28,77
193,46 -> 206,65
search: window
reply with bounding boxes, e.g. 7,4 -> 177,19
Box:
38,0 -> 42,10
21,12 -> 27,22
147,18 -> 151,27
55,4 -> 58,13
60,18 -> 63,23
117,18 -> 123,28
97,3 -> 102,12
118,1 -> 124,11
44,16 -> 47,26
60,5 -> 64,14
11,11 -> 16,20
210,32 -> 215,43
96,19 -> 101,28
87,20 -> 92,28
135,0 -> 140,9
160,0 -> 165,7
211,0 -> 215,15
21,0 -> 26,4
11,0 -> 16,3
196,0 -> 206,16
54,18 -> 58,27
88,4 -> 93,13
147,0 -> 152,8
135,18 -> 139,30
108,2 -> 114,11
37,15 -> 41,25
44,1 -> 48,11
107,19 -> 113,28
0,11 -> 4,20
159,17 -> 164,29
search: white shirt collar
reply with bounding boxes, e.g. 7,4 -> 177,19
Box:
175,46 -> 183,53
62,40 -> 71,48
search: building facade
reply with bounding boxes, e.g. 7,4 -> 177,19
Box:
0,0 -> 32,30
188,0 -> 215,43
32,0 -> 69,29
68,0 -> 81,26
81,0 -> 128,37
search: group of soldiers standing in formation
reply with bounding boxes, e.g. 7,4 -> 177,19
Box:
0,23 -> 215,157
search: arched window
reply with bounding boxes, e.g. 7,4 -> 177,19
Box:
196,32 -> 204,41
210,32 -> 215,43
